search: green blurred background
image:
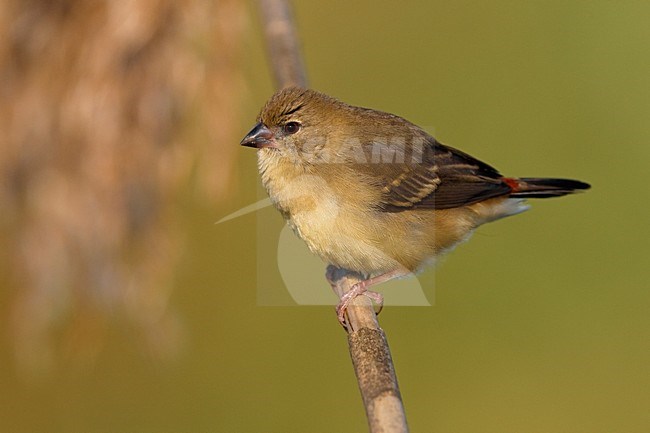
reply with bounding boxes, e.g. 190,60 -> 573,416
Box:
2,1 -> 649,432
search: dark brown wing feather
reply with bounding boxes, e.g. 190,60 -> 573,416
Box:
361,136 -> 512,211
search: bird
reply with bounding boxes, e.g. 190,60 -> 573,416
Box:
241,86 -> 590,326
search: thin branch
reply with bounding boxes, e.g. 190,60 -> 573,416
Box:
258,0 -> 307,88
328,267 -> 409,433
257,1 -> 408,431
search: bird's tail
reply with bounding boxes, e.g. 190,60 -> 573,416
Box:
504,177 -> 591,198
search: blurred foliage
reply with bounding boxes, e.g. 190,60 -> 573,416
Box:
1,1 -> 650,432
0,0 -> 245,373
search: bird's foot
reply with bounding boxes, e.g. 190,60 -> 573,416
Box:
335,280 -> 384,327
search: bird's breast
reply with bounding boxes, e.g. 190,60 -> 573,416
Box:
257,152 -> 401,273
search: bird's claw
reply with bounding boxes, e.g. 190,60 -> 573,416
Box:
335,282 -> 384,328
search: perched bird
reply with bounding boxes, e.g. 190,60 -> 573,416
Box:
241,87 -> 590,325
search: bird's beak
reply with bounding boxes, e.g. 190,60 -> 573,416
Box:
240,123 -> 276,149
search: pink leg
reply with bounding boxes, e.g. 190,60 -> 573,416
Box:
335,268 -> 410,326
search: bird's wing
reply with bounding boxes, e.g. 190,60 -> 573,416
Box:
358,137 -> 512,211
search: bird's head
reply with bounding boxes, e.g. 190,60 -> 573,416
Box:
240,87 -> 352,165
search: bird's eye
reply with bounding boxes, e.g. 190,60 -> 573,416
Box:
283,121 -> 301,135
